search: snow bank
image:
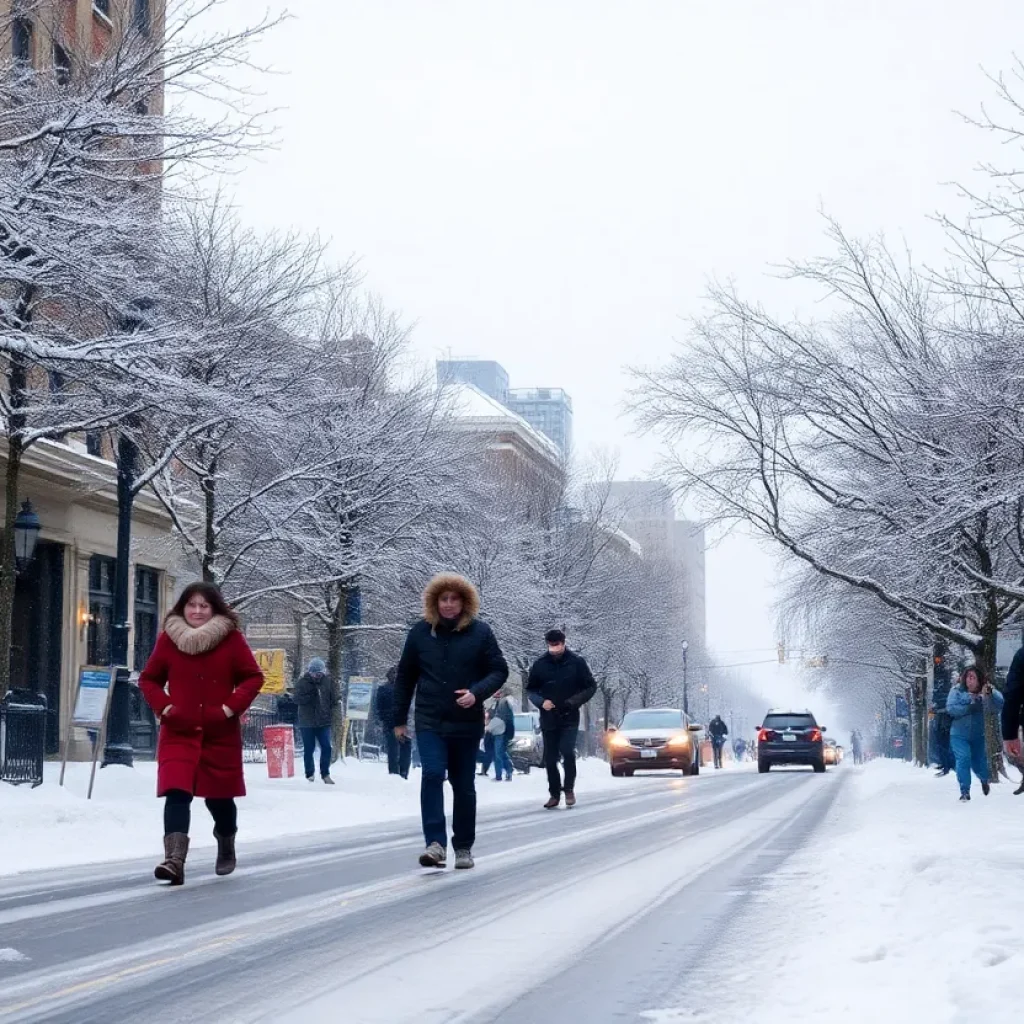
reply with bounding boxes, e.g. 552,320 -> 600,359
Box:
721,760 -> 1023,1023
0,756 -> 639,878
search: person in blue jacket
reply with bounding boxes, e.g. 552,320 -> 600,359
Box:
947,666 -> 1004,802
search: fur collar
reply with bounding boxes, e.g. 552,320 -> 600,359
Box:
164,614 -> 235,655
422,573 -> 480,633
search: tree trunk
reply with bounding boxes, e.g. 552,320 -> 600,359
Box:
0,341 -> 29,702
0,431 -> 24,700
201,458 -> 217,583
911,668 -> 928,767
976,615 -> 1005,781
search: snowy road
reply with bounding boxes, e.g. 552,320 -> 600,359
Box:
0,768 -> 843,1023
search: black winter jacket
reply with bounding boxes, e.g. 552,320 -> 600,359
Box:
374,681 -> 397,730
526,650 -> 597,730
394,618 -> 509,738
1001,645 -> 1024,741
709,717 -> 729,742
293,672 -> 340,728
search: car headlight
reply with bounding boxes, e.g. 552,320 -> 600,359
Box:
667,734 -> 690,748
609,733 -> 630,749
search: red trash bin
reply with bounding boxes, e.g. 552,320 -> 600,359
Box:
265,724 -> 295,778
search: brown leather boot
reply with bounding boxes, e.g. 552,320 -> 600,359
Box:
544,795 -> 560,810
214,830 -> 237,876
564,791 -> 577,808
154,833 -> 189,885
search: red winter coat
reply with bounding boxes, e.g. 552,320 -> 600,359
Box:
138,615 -> 264,799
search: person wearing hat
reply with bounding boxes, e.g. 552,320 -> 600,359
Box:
526,629 -> 597,809
294,657 -> 340,784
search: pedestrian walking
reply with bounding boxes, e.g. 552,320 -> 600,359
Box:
487,690 -> 516,782
375,667 -> 411,779
1001,641 -> 1024,775
479,730 -> 495,777
526,629 -> 597,809
393,573 -> 508,870
294,657 -> 340,784
932,673 -> 955,778
947,667 -> 1004,802
850,730 -> 863,766
709,714 -> 729,769
139,582 -> 264,886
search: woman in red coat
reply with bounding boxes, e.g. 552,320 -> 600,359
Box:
139,582 -> 264,885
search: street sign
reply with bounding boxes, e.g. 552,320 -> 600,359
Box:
346,677 -> 374,721
252,649 -> 288,695
61,665 -> 119,798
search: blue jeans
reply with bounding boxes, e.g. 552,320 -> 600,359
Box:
417,731 -> 479,851
301,726 -> 332,779
951,733 -> 988,795
493,734 -> 513,780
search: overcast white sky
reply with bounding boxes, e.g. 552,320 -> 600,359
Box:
203,0 -> 1021,718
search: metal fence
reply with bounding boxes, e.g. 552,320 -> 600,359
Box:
0,691 -> 47,787
241,708 -> 301,763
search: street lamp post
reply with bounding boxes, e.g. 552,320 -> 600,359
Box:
13,501 -> 41,574
682,640 -> 689,716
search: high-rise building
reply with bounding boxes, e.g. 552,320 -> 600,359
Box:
436,359 -> 510,405
506,387 -> 573,457
606,480 -> 707,658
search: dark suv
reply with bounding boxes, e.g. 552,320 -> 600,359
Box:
757,710 -> 826,773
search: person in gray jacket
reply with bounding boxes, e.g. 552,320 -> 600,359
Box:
294,658 -> 340,784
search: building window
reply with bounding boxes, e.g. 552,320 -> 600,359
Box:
134,0 -> 150,34
12,17 -> 33,63
133,566 -> 159,669
86,432 -> 103,457
53,43 -> 71,85
88,555 -> 116,666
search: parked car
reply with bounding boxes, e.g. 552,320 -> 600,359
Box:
509,711 -> 544,771
757,709 -> 827,773
607,707 -> 702,777
824,738 -> 839,766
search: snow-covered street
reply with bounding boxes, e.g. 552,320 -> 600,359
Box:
1,760 -> 1021,1022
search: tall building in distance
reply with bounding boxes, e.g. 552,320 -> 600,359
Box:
507,388 -> 573,458
435,359 -> 573,457
436,359 -> 509,405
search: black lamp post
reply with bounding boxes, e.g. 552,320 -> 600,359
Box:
14,500 -> 41,574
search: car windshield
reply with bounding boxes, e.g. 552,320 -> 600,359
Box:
513,715 -> 535,733
620,710 -> 683,730
763,715 -> 817,730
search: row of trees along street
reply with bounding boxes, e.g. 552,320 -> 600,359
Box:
0,2 -> 751,732
633,64 -> 1024,772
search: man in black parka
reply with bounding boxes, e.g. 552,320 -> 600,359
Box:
394,573 -> 508,870
527,629 -> 597,809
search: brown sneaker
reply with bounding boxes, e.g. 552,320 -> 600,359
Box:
564,791 -> 576,808
544,795 -> 560,810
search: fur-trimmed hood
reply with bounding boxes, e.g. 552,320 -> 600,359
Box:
423,573 -> 480,632
164,614 -> 236,656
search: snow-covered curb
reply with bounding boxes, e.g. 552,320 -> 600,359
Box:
0,756 -> 722,878
722,760 -> 1022,1022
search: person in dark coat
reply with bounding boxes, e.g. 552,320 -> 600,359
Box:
139,582 -> 264,886
526,629 -> 597,809
294,657 -> 340,784
393,573 -> 508,870
486,690 -> 516,782
709,715 -> 729,769
375,667 -> 411,778
1001,643 -> 1024,768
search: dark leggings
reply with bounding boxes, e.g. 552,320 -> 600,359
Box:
164,789 -> 238,836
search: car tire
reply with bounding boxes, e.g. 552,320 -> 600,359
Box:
758,759 -> 771,774
624,768 -> 635,777
611,765 -> 622,777
813,759 -> 826,773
